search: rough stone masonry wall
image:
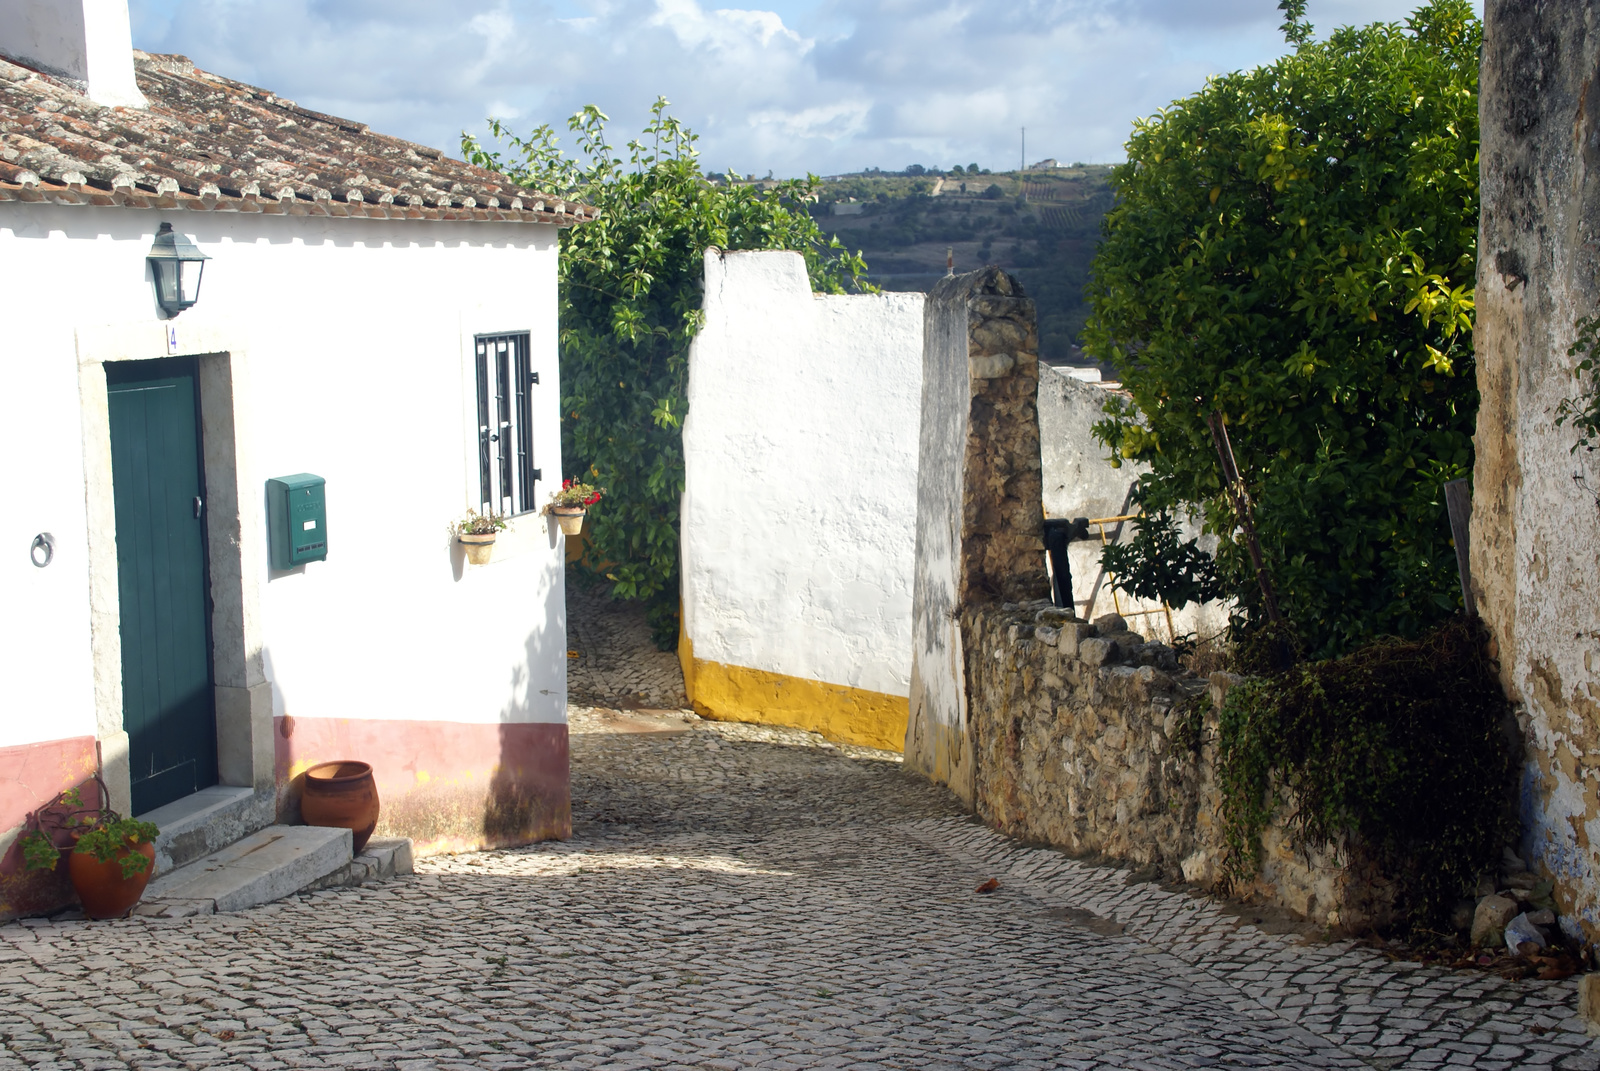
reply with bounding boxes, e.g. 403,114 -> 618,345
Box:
965,604 -> 1394,930
906,270 -> 1392,928
958,280 -> 1050,606
906,268 -> 1047,804
1473,2 -> 1600,943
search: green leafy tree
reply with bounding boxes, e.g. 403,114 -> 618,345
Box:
464,101 -> 867,646
1084,0 -> 1481,658
1101,507 -> 1225,612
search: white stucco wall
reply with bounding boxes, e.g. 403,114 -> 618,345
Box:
904,271 -> 977,795
0,1 -> 146,107
679,249 -> 924,697
1037,366 -> 1228,643
0,204 -> 566,755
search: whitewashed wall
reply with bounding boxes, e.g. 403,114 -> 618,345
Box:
680,250 -> 924,698
0,205 -> 566,756
1037,366 -> 1228,643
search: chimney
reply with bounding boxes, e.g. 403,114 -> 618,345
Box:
0,0 -> 146,108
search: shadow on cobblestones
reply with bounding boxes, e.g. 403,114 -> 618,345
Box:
567,708 -> 952,839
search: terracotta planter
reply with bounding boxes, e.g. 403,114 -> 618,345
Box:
553,507 -> 586,536
69,841 -> 156,920
458,532 -> 496,565
301,760 -> 380,853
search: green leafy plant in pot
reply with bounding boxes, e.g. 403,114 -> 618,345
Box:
452,509 -> 508,565
18,773 -> 161,919
543,479 -> 605,537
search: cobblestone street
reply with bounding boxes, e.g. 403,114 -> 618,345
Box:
565,573 -> 689,710
3,704 -> 1599,1069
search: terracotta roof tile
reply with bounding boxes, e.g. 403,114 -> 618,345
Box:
0,51 -> 592,226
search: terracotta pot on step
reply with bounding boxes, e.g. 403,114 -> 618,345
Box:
69,841 -> 157,920
301,760 -> 380,854
553,507 -> 585,536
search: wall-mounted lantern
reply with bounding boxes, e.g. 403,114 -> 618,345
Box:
147,222 -> 210,317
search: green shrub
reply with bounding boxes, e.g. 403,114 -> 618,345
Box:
1085,0 -> 1482,658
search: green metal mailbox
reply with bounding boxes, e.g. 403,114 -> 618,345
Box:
267,474 -> 328,569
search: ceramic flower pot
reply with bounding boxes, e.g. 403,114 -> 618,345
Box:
69,841 -> 156,920
553,507 -> 586,536
458,532 -> 496,565
301,760 -> 380,854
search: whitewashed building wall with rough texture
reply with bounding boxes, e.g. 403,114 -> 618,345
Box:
1473,0 -> 1600,944
678,250 -> 924,749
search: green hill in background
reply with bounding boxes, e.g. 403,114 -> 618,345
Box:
810,166 -> 1116,364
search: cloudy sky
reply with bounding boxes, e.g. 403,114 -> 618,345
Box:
126,0 -> 1482,178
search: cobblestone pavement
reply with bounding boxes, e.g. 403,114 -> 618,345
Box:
564,571 -> 688,709
3,710 -> 1599,1070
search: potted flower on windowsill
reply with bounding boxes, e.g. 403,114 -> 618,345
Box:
19,773 -> 161,920
452,509 -> 508,565
543,479 -> 605,536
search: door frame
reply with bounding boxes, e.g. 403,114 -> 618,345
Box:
76,319 -> 273,818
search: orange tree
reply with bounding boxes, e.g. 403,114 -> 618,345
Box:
1084,0 -> 1480,658
467,101 -> 866,645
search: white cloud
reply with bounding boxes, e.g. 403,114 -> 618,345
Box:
128,0 -> 1485,177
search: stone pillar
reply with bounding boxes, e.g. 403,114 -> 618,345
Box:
1474,1 -> 1600,943
905,268 -> 1047,803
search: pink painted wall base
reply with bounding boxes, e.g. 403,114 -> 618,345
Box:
0,736 -> 100,920
274,716 -> 570,855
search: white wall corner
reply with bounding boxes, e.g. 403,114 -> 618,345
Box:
0,0 -> 147,109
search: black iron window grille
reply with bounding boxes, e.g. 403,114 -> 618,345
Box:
474,333 -> 540,515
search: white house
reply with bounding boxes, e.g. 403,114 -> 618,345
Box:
0,1 -> 589,918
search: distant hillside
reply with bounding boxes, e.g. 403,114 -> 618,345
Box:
810,166 -> 1116,364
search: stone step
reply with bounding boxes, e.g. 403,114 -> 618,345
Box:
140,785 -> 275,874
134,826 -> 412,919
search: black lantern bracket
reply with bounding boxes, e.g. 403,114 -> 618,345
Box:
147,222 -> 210,318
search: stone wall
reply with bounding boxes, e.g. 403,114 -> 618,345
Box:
1473,1 -> 1600,943
965,603 -> 1393,929
906,268 -> 1047,803
907,267 -> 1392,928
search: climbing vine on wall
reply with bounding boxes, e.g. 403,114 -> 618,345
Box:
1215,616 -> 1517,930
466,101 -> 867,645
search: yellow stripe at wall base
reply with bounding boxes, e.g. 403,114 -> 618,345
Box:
678,630 -> 907,752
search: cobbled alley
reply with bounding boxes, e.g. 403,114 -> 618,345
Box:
3,707 -> 1599,1069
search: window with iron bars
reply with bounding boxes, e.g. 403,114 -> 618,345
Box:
474,333 -> 540,515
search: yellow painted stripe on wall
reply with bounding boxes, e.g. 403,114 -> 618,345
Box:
677,630 -> 907,752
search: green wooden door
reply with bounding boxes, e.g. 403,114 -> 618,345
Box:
107,358 -> 218,815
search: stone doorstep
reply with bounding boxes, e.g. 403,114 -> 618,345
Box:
134,826 -> 414,920
140,784 -> 275,874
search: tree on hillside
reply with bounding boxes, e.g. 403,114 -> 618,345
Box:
1084,0 -> 1480,658
464,101 -> 866,646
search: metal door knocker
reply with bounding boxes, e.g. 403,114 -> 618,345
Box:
30,532 -> 55,568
